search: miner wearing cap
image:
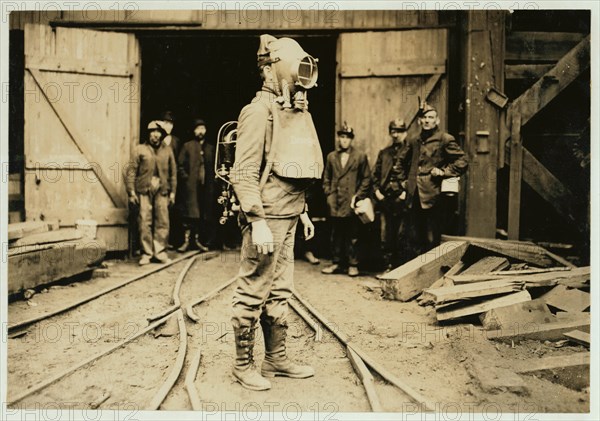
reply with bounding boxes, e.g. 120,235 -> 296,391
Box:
321,122 -> 372,278
228,34 -> 323,391
126,120 -> 177,265
177,118 -> 214,252
373,119 -> 410,275
403,102 -> 468,257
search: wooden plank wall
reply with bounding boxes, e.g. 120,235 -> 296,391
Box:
10,10 -> 451,31
24,24 -> 137,250
338,29 -> 448,167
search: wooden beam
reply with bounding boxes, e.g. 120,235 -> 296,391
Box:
379,241 -> 469,301
461,256 -> 509,275
486,319 -> 590,343
507,112 -> 522,240
424,278 -> 524,304
27,68 -> 126,208
463,11 -> 504,238
505,31 -> 586,62
515,352 -> 590,391
340,61 -> 446,78
507,34 -> 590,130
441,235 -> 557,268
523,148 -> 580,229
448,266 -> 590,288
505,64 -> 554,80
8,239 -> 106,295
504,145 -> 581,230
11,228 -> 83,247
540,285 -> 590,313
25,55 -> 133,78
563,330 -> 590,347
479,298 -> 554,330
8,221 -> 49,241
436,290 -> 531,322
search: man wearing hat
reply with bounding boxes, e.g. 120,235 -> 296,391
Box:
373,119 -> 410,275
228,34 -> 323,391
177,118 -> 214,252
126,121 -> 177,265
403,102 -> 468,256
321,122 -> 372,277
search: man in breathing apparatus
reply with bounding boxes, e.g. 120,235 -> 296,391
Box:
228,34 -> 324,391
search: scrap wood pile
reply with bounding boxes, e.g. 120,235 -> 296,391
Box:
7,220 -> 107,297
379,235 -> 590,347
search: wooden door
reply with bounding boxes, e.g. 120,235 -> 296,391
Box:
24,24 -> 140,250
337,29 -> 448,165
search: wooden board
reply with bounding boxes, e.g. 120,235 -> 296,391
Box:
540,285 -> 590,313
469,360 -> 528,395
8,221 -> 49,241
461,256 -> 510,275
424,278 -> 524,304
8,239 -> 107,294
505,31 -> 586,62
563,331 -> 590,347
479,299 -> 553,331
441,235 -> 557,268
449,266 -> 590,288
486,319 -> 590,343
11,228 -> 83,247
515,352 -> 590,391
436,290 -> 531,322
380,241 -> 468,302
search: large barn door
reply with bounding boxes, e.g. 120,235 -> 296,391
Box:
337,29 -> 448,165
24,24 -> 140,250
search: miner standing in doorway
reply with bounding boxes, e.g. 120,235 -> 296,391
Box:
126,121 -> 177,265
177,118 -> 213,252
373,119 -> 410,276
403,103 -> 468,257
229,34 -> 323,391
321,122 -> 372,278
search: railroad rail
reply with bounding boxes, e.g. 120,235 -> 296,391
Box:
8,252 -> 434,412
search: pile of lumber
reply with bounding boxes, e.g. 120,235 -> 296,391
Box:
379,236 -> 590,345
8,220 -> 106,296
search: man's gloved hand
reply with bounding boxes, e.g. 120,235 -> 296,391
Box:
375,189 -> 385,201
431,167 -> 445,177
300,212 -> 315,241
251,219 -> 274,254
168,192 -> 176,206
129,193 -> 139,206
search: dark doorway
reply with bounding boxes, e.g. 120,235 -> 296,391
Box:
138,32 -> 336,196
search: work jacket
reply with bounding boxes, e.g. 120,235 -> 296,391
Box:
126,142 -> 177,196
403,127 -> 468,209
323,146 -> 372,218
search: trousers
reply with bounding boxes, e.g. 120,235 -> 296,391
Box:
330,216 -> 359,267
139,189 -> 169,259
380,207 -> 408,268
231,217 -> 298,329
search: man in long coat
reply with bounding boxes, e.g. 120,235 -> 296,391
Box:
177,118 -> 215,252
322,122 -> 372,277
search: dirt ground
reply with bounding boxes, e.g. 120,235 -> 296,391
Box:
7,250 -> 590,415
